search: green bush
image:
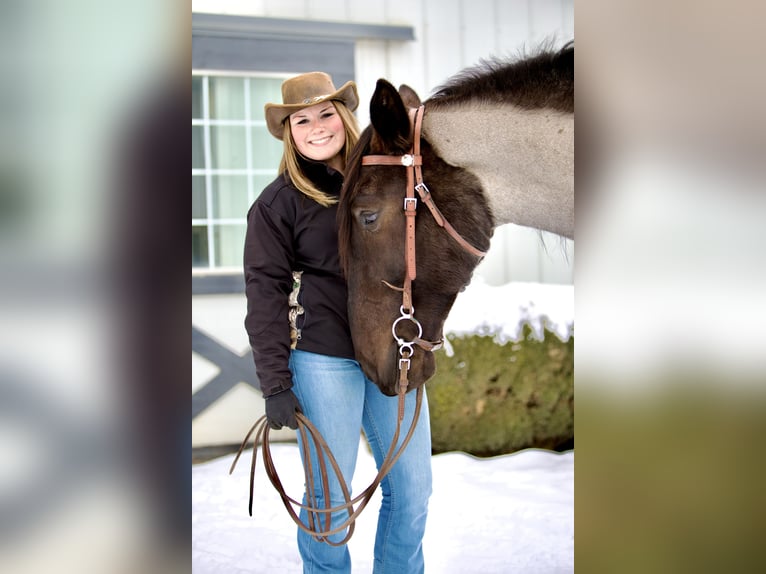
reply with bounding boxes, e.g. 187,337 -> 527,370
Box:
428,325 -> 573,456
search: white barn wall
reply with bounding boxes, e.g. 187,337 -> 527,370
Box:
461,0 -> 501,65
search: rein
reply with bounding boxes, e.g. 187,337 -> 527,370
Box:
362,105 -> 487,392
229,385 -> 423,546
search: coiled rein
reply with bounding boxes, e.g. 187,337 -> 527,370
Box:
229,385 -> 422,545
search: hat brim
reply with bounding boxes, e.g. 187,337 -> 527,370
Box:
265,81 -> 359,140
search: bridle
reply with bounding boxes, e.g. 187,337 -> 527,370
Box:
361,104 -> 487,397
230,104 -> 486,546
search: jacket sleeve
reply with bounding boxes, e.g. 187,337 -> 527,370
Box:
243,198 -> 295,397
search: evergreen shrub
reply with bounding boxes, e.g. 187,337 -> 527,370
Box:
428,325 -> 573,456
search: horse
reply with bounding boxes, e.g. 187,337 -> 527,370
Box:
338,42 -> 574,396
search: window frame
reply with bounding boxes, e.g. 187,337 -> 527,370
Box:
192,70 -> 290,274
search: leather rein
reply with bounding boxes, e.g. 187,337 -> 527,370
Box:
229,104 -> 485,546
229,387 -> 423,546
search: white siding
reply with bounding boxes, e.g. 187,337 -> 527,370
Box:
496,0 -> 531,54
263,0 -> 308,19
461,0 -> 500,66
348,2 -> 387,23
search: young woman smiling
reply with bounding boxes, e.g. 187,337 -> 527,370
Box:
243,72 -> 433,574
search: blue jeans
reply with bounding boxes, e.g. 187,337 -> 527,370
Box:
289,350 -> 432,574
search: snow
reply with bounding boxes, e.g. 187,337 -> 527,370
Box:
192,280 -> 574,573
193,444 -> 573,573
445,278 -> 574,344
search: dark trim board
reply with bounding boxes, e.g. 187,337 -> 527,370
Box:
193,34 -> 355,83
192,274 -> 245,295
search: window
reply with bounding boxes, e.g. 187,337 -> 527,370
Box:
192,73 -> 286,270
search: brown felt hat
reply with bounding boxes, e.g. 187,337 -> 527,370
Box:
265,72 -> 359,140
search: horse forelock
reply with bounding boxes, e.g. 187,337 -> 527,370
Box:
338,126 -> 374,277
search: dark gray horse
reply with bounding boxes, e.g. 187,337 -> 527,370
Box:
338,43 -> 573,395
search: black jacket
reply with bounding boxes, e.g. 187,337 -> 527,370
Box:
244,159 -> 355,397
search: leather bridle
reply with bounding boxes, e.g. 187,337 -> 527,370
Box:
230,104 -> 486,545
362,104 -> 487,398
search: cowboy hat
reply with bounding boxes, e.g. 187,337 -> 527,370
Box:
265,72 -> 359,140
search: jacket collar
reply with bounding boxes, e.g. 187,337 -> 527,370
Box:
297,155 -> 343,191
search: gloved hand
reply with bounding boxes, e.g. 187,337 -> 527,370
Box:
265,389 -> 302,430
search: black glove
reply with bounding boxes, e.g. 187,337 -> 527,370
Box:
265,389 -> 302,430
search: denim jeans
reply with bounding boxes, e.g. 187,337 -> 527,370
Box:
288,349 -> 432,574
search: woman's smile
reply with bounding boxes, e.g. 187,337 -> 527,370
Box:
309,135 -> 333,146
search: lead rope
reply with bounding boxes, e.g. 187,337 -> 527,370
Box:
229,385 -> 423,545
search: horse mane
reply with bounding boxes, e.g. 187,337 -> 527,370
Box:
428,41 -> 573,113
338,126 -> 373,276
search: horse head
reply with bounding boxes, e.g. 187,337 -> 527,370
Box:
338,80 -> 494,396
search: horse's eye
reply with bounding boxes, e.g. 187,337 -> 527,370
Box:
360,211 -> 378,227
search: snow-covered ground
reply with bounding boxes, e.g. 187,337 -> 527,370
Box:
192,280 -> 574,573
193,443 -> 573,573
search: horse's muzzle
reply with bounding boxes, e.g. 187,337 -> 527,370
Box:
373,350 -> 436,397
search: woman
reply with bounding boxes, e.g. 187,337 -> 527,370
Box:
244,72 -> 433,573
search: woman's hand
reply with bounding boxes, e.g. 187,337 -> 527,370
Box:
265,389 -> 302,430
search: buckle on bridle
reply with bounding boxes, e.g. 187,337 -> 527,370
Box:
403,197 -> 417,211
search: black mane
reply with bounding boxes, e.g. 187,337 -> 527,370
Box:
428,42 -> 573,113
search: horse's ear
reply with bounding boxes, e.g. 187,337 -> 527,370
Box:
370,79 -> 411,152
398,84 -> 422,108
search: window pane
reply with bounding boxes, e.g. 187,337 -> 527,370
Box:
209,77 -> 245,120
213,224 -> 246,268
192,226 -> 209,267
192,126 -> 205,169
192,175 -> 206,218
210,126 -> 246,169
212,175 -> 248,218
250,77 -> 284,120
251,125 -> 283,170
252,173 -> 278,197
192,76 -> 203,119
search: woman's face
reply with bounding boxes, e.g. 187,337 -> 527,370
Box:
289,101 -> 346,170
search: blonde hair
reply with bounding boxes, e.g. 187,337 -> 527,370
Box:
279,102 -> 360,207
